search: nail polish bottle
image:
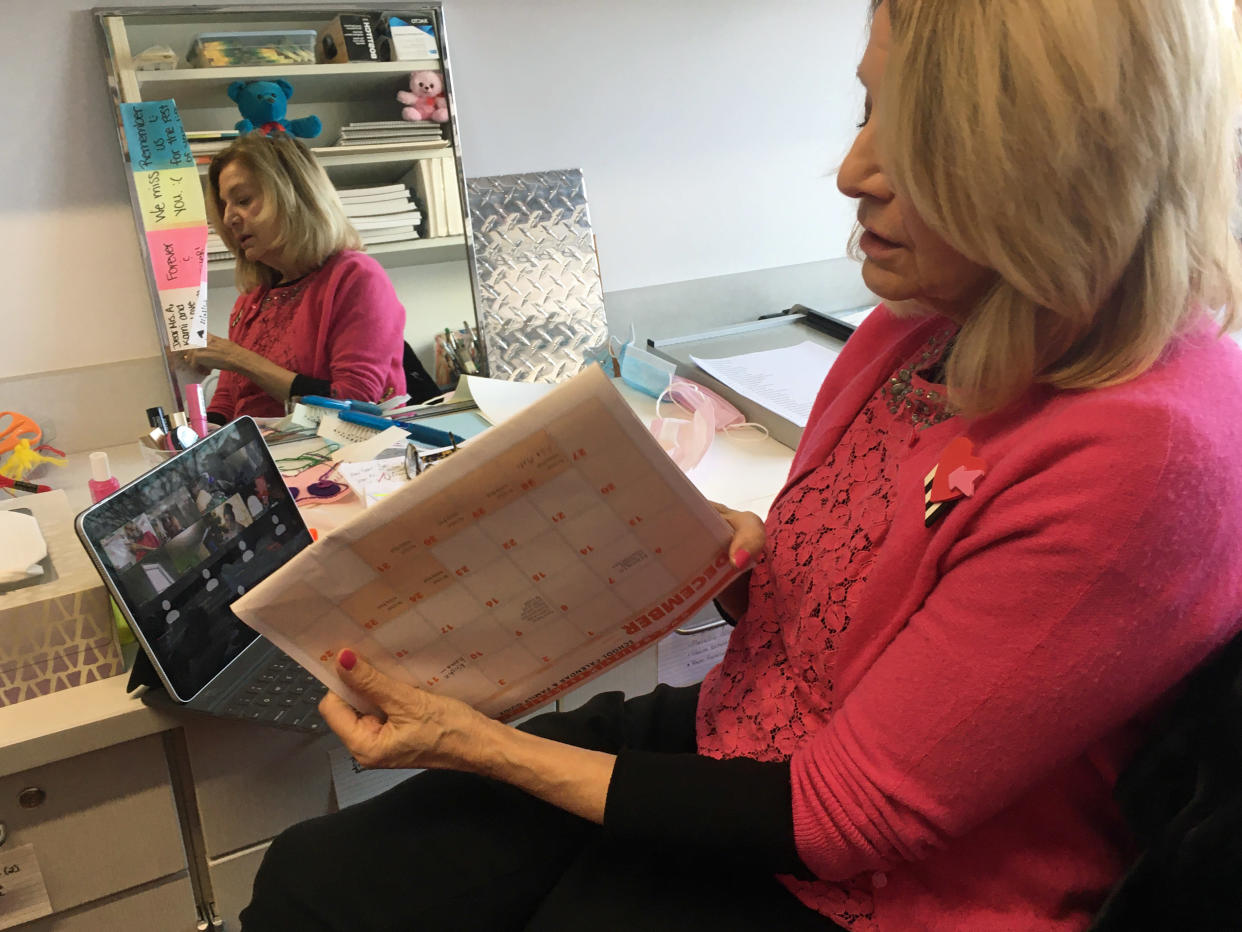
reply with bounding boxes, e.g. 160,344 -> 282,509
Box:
88,452 -> 121,504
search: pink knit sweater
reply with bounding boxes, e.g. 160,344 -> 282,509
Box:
697,306 -> 1242,930
209,250 -> 407,421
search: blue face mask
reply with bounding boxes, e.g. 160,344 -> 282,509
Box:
618,327 -> 677,398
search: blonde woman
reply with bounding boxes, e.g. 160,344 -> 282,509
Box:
242,3 -> 1242,931
184,133 -> 417,423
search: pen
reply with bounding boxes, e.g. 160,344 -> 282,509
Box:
0,476 -> 52,494
300,395 -> 386,416
337,409 -> 464,448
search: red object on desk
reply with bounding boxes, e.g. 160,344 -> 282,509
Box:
0,476 -> 52,494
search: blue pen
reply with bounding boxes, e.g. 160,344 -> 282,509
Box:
338,409 -> 463,448
300,395 -> 387,416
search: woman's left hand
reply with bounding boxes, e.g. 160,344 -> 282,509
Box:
180,333 -> 245,374
318,649 -> 493,771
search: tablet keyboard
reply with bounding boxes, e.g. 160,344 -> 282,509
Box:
221,657 -> 329,732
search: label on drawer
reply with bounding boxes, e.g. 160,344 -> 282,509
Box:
0,844 -> 53,929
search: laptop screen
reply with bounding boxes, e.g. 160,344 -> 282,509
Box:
78,418 -> 311,700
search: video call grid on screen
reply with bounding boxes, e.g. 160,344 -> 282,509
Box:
81,419 -> 311,698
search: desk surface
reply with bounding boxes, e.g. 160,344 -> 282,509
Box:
0,380 -> 795,777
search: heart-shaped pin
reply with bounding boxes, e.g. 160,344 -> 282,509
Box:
930,436 -> 987,503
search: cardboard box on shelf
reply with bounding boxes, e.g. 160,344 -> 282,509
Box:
0,492 -> 123,708
378,13 -> 440,61
317,14 -> 380,64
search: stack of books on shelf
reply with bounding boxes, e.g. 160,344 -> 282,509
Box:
206,228 -> 231,264
187,130 -> 240,164
204,184 -> 423,267
324,120 -> 450,154
413,154 -> 464,238
339,183 -> 423,249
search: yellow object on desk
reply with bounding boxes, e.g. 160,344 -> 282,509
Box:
1,439 -> 66,484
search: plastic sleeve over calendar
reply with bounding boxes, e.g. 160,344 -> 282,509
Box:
232,367 -> 741,721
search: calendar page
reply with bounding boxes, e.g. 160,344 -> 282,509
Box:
232,368 -> 740,721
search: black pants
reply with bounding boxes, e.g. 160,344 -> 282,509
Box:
241,684 -> 843,932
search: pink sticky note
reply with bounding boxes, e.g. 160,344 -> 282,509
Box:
146,225 -> 207,291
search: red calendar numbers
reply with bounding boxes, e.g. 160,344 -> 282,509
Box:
472,507 -> 486,519
485,598 -> 500,608
572,448 -> 588,460
520,478 -> 537,491
363,618 -> 379,630
440,623 -> 455,634
600,482 -> 616,495
531,571 -> 547,582
377,561 -> 391,572
426,676 -> 440,687
409,592 -> 425,603
454,565 -> 470,577
579,545 -> 594,556
541,655 -> 551,663
319,648 -> 336,662
498,678 -> 506,686
502,538 -> 517,550
469,651 -> 483,660
560,604 -> 569,612
514,629 -> 524,637
423,534 -> 438,546
628,515 -> 643,526
551,511 -> 566,523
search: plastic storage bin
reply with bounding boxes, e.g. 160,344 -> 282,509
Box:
188,30 -> 317,68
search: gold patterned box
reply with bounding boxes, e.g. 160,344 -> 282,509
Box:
0,491 -> 123,707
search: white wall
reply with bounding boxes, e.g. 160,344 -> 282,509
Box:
0,0 -> 868,383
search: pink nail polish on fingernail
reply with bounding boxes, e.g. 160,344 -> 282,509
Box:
339,649 -> 357,671
732,548 -> 751,569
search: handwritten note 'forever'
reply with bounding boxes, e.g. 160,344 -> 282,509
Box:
120,100 -> 209,351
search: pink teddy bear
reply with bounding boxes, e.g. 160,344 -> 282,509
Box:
397,70 -> 449,122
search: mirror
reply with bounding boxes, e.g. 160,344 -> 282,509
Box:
96,3 -> 479,414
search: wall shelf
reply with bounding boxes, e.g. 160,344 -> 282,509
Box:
206,236 -> 467,288
136,59 -> 440,107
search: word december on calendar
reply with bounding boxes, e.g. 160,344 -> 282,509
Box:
233,367 -> 740,721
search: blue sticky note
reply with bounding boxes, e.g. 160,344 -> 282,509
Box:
121,100 -> 195,172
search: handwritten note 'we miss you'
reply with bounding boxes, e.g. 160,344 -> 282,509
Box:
120,100 -> 209,352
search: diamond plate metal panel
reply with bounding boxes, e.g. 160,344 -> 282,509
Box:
466,169 -> 609,383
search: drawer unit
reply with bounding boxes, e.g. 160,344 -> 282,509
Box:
206,843 -> 268,930
182,717 -> 335,858
0,734 -> 187,915
18,874 -> 196,932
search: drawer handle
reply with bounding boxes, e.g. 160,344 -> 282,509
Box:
18,787 -> 46,809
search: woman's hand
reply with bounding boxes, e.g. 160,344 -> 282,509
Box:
711,502 -> 764,622
179,333 -> 297,404
712,501 -> 765,571
318,650 -> 493,772
180,333 -> 245,374
320,649 -> 618,822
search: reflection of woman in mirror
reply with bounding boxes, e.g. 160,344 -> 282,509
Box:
182,133 -> 435,424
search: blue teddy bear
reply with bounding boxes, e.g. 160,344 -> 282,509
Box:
228,79 -> 322,139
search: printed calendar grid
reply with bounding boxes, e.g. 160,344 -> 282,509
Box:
234,369 -> 739,721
